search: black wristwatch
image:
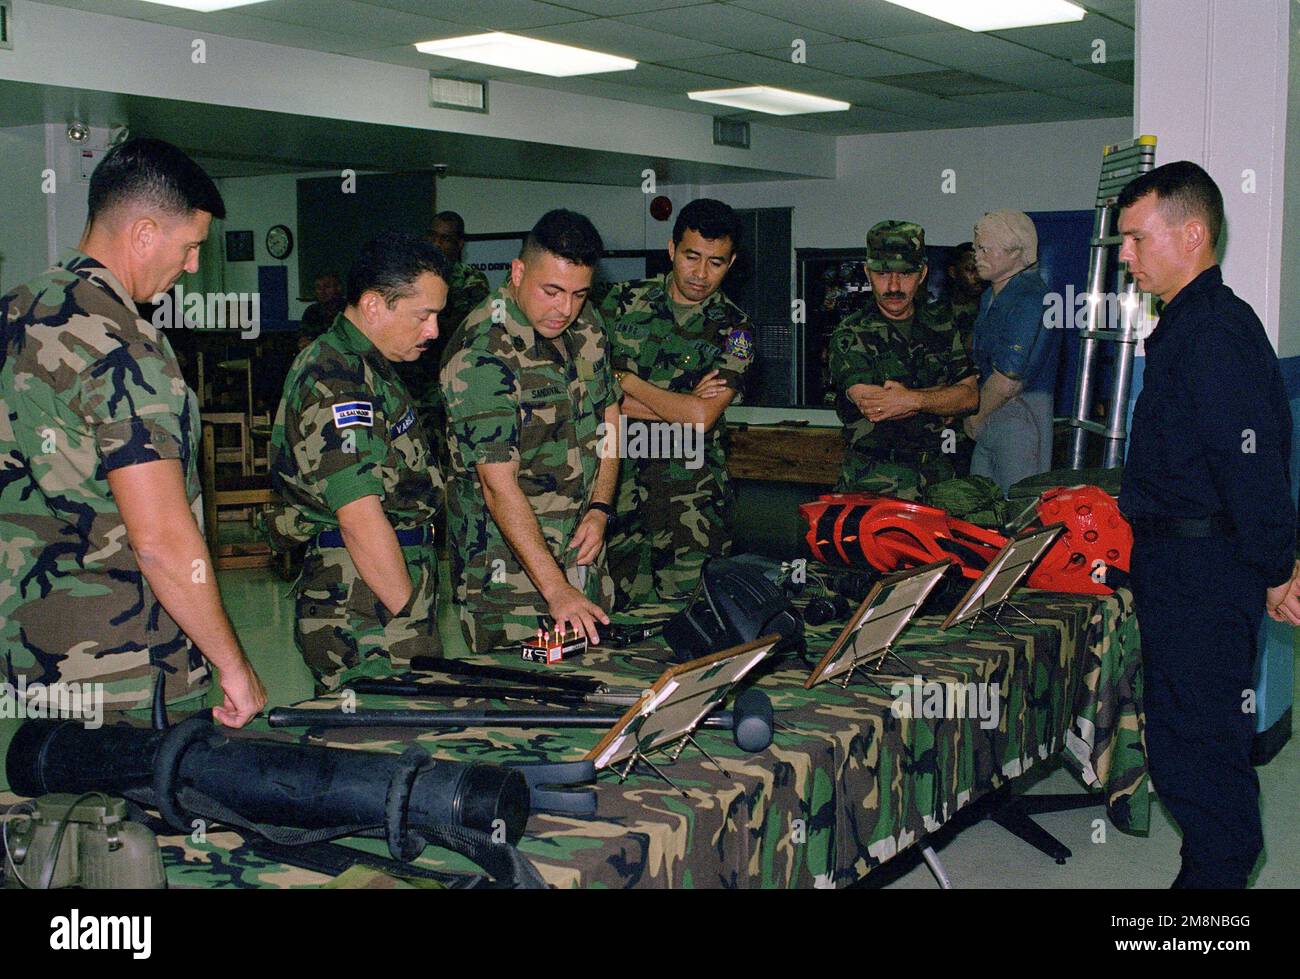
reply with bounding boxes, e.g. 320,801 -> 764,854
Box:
588,501 -> 615,518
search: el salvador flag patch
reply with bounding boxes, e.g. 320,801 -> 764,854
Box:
332,401 -> 374,429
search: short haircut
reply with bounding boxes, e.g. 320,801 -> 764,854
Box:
950,241 -> 974,261
432,210 -> 466,239
345,232 -> 447,307
673,198 -> 742,248
88,137 -> 226,225
520,209 -> 604,267
1117,160 -> 1224,248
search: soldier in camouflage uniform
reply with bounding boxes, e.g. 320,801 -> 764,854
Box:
396,212 -> 490,457
831,221 -> 979,498
599,198 -> 753,609
263,233 -> 447,693
440,210 -> 620,653
944,241 -> 984,354
0,138 -> 265,724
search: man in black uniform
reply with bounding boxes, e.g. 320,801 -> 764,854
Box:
1117,161 -> 1297,888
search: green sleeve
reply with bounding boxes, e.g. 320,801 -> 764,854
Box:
944,331 -> 978,386
714,309 -> 754,405
291,393 -> 387,513
829,323 -> 883,392
80,331 -> 187,473
441,346 -> 520,466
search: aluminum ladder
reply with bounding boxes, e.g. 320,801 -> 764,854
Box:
1067,134 -> 1157,469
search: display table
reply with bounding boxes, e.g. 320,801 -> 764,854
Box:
1,589 -> 1146,889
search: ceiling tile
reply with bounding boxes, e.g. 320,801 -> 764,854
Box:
616,3 -> 837,52
948,90 -> 1091,117
246,1 -> 467,44
728,0 -> 957,39
752,40 -> 944,78
1077,1 -> 1136,28
1049,81 -> 1134,112
871,30 -> 1052,71
972,58 -> 1120,90
522,18 -> 732,62
546,0 -> 713,14
71,4 -> 390,53
808,76 -> 956,114
990,17 -> 1133,62
661,51 -> 848,92
369,0 -> 591,30
624,62 -> 739,91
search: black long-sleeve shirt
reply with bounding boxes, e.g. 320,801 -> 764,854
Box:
1119,265 -> 1295,587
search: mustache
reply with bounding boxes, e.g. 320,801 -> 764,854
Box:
881,292 -> 906,300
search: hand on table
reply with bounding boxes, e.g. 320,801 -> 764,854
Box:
545,582 -> 610,645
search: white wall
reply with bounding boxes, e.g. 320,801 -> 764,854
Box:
1279,2 -> 1300,359
1135,0 -> 1295,354
698,116 -> 1132,250
213,171 -> 658,314
215,173 -> 304,313
0,125 -> 50,291
437,175 -> 650,250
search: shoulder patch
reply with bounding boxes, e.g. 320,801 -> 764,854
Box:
726,327 -> 754,363
332,401 -> 374,429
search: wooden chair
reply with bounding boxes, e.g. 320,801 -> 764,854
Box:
201,419 -> 278,571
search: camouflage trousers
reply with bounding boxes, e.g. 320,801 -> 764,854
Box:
455,561 -> 614,654
835,451 -> 957,500
294,545 -> 441,694
608,467 -> 732,611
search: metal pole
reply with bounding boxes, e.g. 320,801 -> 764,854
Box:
1069,205 -> 1113,469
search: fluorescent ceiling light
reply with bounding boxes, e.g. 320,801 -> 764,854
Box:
881,0 -> 1086,31
415,32 -> 636,77
687,86 -> 850,116
135,0 -> 272,11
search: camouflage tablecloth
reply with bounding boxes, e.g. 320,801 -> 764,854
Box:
2,588 -> 1146,888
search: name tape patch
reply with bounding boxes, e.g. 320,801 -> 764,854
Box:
390,407 -> 416,438
332,401 -> 374,429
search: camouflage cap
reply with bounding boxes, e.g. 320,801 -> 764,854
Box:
866,220 -> 926,272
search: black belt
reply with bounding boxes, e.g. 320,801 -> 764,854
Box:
859,446 -> 935,465
315,525 -> 433,549
1129,512 -> 1235,539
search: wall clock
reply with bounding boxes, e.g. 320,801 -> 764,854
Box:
266,224 -> 294,261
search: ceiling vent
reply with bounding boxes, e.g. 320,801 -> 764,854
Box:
713,117 -> 750,149
872,69 -> 1021,96
429,74 -> 488,113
